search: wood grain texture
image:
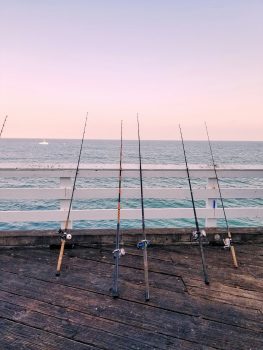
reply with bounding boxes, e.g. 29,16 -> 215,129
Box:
0,243 -> 262,349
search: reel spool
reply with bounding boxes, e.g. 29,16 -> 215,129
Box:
58,229 -> 72,241
113,248 -> 126,258
192,229 -> 206,241
223,237 -> 231,249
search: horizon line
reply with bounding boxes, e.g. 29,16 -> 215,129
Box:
2,137 -> 263,142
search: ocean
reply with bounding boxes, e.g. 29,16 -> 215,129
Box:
0,139 -> 263,230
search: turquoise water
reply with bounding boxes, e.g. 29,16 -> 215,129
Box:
0,139 -> 263,230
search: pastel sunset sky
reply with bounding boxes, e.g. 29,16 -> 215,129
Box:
0,0 -> 262,140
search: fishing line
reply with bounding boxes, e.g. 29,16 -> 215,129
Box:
56,113 -> 88,276
179,124 -> 209,285
205,122 -> 238,268
137,114 -> 150,301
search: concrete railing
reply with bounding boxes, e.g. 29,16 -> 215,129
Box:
0,164 -> 262,229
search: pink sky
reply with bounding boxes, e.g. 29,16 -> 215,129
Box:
0,1 -> 262,140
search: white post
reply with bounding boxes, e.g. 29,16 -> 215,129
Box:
206,177 -> 217,227
60,177 -> 72,229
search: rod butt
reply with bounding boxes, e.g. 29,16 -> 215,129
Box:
111,288 -> 119,299
145,291 -> 150,302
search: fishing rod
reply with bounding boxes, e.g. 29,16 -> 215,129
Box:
205,122 -> 238,268
137,114 -> 150,301
111,120 -> 125,298
56,113 -> 88,276
0,116 -> 8,138
179,124 -> 209,285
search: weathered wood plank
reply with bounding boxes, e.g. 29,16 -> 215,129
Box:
0,260 -> 251,323
0,244 -> 262,350
0,260 -> 262,349
0,270 -> 229,349
0,300 -> 160,350
0,291 -> 210,350
0,317 -> 97,350
60,245 -> 263,295
67,247 -> 263,309
1,249 -> 262,331
2,245 -> 263,308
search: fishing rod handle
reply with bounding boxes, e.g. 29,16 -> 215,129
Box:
230,246 -> 238,268
143,248 -> 150,301
56,239 -> 66,276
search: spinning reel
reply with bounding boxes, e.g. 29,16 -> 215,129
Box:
58,228 -> 72,241
113,248 -> 126,258
137,239 -> 150,249
223,237 -> 232,249
192,229 -> 206,241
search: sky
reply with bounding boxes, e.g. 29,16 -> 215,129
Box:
0,0 -> 262,140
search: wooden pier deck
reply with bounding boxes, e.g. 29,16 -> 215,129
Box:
0,242 -> 262,349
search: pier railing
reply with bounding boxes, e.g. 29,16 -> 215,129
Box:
0,164 -> 262,229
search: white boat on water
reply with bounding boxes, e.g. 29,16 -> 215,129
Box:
39,140 -> 49,145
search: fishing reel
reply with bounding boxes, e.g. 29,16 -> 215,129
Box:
137,239 -> 150,249
192,230 -> 206,241
223,238 -> 232,249
58,228 -> 72,241
113,248 -> 126,258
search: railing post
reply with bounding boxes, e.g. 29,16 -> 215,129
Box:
60,177 -> 72,229
206,177 -> 217,228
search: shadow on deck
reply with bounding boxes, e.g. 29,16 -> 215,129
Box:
0,242 -> 262,349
